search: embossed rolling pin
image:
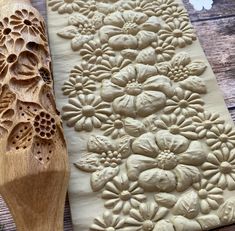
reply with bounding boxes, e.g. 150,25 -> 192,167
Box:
0,0 -> 70,230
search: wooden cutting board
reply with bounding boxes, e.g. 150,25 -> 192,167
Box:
47,0 -> 235,230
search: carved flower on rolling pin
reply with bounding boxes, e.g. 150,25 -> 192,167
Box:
0,38 -> 24,80
136,37 -> 175,64
192,111 -> 225,138
80,40 -> 115,63
124,202 -> 169,231
159,20 -> 196,48
153,114 -> 197,139
127,132 -> 206,192
99,10 -> 161,50
57,13 -> 104,51
74,135 -> 133,191
48,0 -> 81,14
90,211 -> 125,231
101,64 -> 173,117
0,109 -> 14,136
193,179 -> 224,214
62,75 -> 96,97
202,148 -> 235,190
156,52 -> 207,82
62,94 -> 112,132
10,9 -> 43,37
206,124 -> 235,150
0,17 -> 20,45
102,175 -> 146,214
10,45 -> 51,84
164,87 -> 204,117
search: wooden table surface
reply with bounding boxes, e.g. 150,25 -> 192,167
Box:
0,0 -> 234,230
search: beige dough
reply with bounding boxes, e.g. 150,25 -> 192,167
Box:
47,0 -> 235,230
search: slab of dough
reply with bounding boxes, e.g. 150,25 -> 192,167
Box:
47,0 -> 235,230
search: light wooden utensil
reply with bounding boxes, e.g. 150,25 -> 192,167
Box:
0,0 -> 70,230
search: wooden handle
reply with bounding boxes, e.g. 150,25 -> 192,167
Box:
0,1 -> 70,231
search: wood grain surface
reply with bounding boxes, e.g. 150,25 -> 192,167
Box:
0,0 -> 234,230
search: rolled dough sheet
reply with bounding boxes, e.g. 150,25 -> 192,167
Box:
47,0 -> 235,230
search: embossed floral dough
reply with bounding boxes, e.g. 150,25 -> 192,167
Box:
48,0 -> 235,230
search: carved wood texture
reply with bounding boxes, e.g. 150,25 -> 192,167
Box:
47,0 -> 235,230
0,2 -> 69,231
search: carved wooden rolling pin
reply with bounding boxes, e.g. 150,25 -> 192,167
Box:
0,0 -> 70,230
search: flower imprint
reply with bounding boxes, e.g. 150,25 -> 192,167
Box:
193,179 -> 224,214
90,211 -> 125,231
62,94 -> 112,132
122,0 -> 156,16
75,135 -> 125,169
127,132 -> 205,192
75,135 -> 133,191
125,202 -> 168,231
48,0 -> 81,14
159,20 -> 196,48
161,6 -> 189,23
77,0 -> 99,18
102,174 -> 146,214
202,148 -> 235,190
101,64 -> 173,117
164,87 -> 204,117
96,56 -> 131,81
62,75 -> 96,97
153,114 -> 197,139
57,14 -> 98,51
156,52 -> 207,82
80,40 -> 115,63
206,124 -> 235,150
136,37 -> 175,64
101,114 -> 126,139
0,17 -> 20,45
153,0 -> 178,16
99,10 -> 161,50
69,62 -> 97,82
192,112 -> 225,138
10,9 -> 43,37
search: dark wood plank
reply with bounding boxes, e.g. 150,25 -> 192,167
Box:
183,0 -> 235,22
31,0 -> 46,19
191,16 -> 235,108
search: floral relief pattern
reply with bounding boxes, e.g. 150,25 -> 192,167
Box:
102,175 -> 146,214
164,87 -> 204,116
62,94 -> 112,131
127,132 -> 205,192
101,64 -> 173,117
48,0 -> 81,14
158,20 -> 196,48
48,0 -> 235,229
62,75 -> 96,97
99,10 -> 161,50
202,148 -> 235,190
124,202 -> 168,231
193,179 -> 224,214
